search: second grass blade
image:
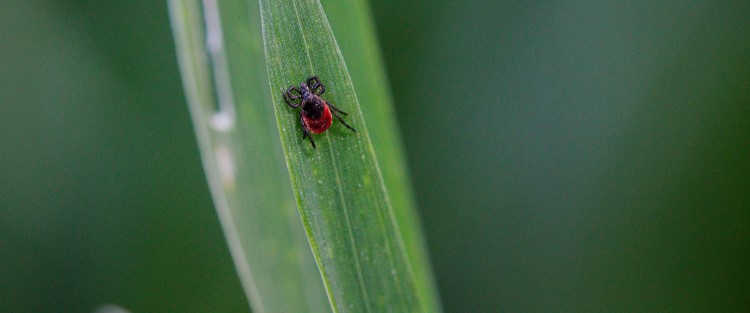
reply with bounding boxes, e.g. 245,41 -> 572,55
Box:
259,0 -> 422,311
169,0 -> 330,312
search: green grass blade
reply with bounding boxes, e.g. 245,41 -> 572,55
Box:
168,1 -> 330,312
259,0 -> 431,311
321,1 -> 442,311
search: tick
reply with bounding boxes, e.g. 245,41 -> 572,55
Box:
283,76 -> 356,148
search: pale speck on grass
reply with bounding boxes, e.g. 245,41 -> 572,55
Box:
210,111 -> 235,132
215,144 -> 236,190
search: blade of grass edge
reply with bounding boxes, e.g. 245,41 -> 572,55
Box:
168,1 -> 331,312
259,0 -> 424,311
321,0 -> 442,311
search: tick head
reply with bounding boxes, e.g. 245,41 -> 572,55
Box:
299,82 -> 311,94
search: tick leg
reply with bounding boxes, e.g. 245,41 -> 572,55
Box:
300,111 -> 316,148
330,109 -> 356,132
284,86 -> 303,108
307,76 -> 325,95
326,101 -> 348,116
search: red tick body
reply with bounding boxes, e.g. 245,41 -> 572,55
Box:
283,76 -> 356,148
302,101 -> 332,134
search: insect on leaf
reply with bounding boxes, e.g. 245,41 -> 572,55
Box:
259,0 -> 434,311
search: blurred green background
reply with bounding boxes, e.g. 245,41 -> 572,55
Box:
2,1 -> 749,312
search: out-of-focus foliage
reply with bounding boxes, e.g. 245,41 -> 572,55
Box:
371,1 -> 750,311
1,1 -> 248,312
